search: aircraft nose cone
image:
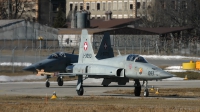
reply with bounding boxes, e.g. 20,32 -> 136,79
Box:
23,65 -> 36,71
160,71 -> 173,79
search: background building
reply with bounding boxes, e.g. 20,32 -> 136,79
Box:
66,0 -> 137,21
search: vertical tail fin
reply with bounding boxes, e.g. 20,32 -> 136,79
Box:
96,32 -> 114,59
78,29 -> 97,63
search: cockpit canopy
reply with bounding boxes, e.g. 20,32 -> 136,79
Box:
126,54 -> 148,63
47,52 -> 66,59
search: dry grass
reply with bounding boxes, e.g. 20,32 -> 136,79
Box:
0,95 -> 200,112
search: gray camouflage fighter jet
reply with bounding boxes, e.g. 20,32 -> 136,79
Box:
59,29 -> 173,97
23,32 -> 128,87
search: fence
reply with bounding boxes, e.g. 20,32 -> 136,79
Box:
0,20 -> 200,73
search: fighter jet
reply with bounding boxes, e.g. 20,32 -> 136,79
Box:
23,31 -> 119,87
59,29 -> 173,97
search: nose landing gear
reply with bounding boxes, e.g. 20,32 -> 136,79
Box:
134,80 -> 149,97
143,80 -> 149,97
45,75 -> 51,88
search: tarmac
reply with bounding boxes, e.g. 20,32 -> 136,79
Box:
0,79 -> 200,98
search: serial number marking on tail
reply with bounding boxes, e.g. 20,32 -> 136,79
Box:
83,54 -> 92,58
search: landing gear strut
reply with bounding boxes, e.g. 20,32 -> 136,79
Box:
57,76 -> 63,86
134,79 -> 141,96
45,75 -> 51,88
76,75 -> 84,96
143,80 -> 149,97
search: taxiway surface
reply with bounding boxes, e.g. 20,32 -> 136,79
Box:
0,79 -> 200,97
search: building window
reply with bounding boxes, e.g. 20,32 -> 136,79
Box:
118,15 -> 122,18
124,2 -> 127,10
137,2 -> 140,9
86,3 -> 90,10
91,2 -> 95,10
103,2 -> 106,11
97,3 -> 100,10
80,3 -> 83,10
74,3 -> 77,11
130,4 -> 133,10
70,4 -> 73,11
108,2 -> 111,10
118,1 -> 122,10
124,15 -> 128,18
142,2 -> 145,9
113,1 -> 117,10
113,15 -> 117,18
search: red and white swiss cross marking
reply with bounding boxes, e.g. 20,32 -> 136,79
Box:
84,42 -> 88,51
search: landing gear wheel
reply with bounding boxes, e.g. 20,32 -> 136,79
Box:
46,81 -> 50,88
77,86 -> 84,96
144,89 -> 149,97
57,77 -> 63,86
134,86 -> 141,96
103,85 -> 108,87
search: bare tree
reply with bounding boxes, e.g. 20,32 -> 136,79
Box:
0,0 -> 37,21
141,0 -> 200,31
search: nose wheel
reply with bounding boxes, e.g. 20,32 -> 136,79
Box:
77,85 -> 84,96
143,80 -> 149,97
46,80 -> 50,88
45,75 -> 51,88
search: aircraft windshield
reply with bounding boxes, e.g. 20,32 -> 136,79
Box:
126,54 -> 138,61
135,56 -> 148,63
47,52 -> 66,59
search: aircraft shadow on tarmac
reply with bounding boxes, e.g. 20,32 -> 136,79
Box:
46,84 -> 135,88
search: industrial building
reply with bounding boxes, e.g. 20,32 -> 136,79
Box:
66,0 -> 137,20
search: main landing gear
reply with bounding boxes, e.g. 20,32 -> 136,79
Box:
57,76 -> 63,86
134,79 -> 141,96
45,76 -> 64,88
45,75 -> 51,88
76,75 -> 84,96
